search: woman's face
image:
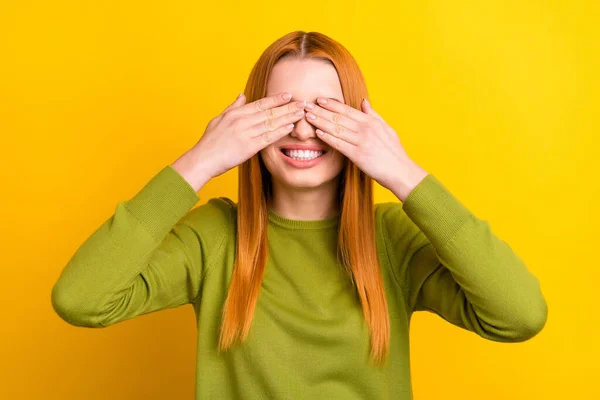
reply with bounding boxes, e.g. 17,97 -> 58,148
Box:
259,57 -> 346,191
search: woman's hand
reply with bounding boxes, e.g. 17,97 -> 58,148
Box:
191,92 -> 307,178
304,97 -> 429,201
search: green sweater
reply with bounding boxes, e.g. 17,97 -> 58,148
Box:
51,165 -> 547,399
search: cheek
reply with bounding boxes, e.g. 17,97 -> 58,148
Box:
330,151 -> 346,170
259,146 -> 279,171
259,146 -> 273,160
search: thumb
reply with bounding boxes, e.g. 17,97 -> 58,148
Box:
223,93 -> 246,113
361,97 -> 382,120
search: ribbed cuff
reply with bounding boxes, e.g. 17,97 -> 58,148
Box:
123,165 -> 201,241
401,173 -> 474,250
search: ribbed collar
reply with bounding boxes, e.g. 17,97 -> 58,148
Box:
267,208 -> 341,230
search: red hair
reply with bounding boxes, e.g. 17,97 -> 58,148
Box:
218,31 -> 390,367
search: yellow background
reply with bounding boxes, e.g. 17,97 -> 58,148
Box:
1,1 -> 597,398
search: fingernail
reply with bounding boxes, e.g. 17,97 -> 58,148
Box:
237,93 -> 243,98
282,92 -> 292,100
363,98 -> 370,106
317,98 -> 327,104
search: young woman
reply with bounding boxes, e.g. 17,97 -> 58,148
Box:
51,31 -> 548,399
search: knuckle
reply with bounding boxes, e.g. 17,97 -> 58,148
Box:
230,118 -> 242,131
264,119 -> 275,132
334,137 -> 342,150
291,111 -> 303,121
224,110 -> 238,123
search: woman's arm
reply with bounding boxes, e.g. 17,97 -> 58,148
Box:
381,174 -> 548,342
51,91 -> 304,328
50,163 -> 231,327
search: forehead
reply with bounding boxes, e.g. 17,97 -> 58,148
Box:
266,58 -> 344,103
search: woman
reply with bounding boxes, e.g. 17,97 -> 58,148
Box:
51,31 -> 548,399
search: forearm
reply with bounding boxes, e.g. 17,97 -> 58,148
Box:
51,166 -> 201,327
403,174 -> 548,340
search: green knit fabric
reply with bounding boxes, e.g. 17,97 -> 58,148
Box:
51,165 -> 548,400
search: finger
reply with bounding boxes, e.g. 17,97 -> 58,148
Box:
245,100 -> 307,128
315,128 -> 357,160
305,102 -> 362,135
254,121 -> 296,149
305,110 -> 361,146
212,93 -> 246,125
361,97 -> 384,121
247,108 -> 305,138
231,92 -> 293,116
222,93 -> 246,114
315,97 -> 368,123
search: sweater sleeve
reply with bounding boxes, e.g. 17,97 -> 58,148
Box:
381,173 -> 548,342
51,165 -> 232,328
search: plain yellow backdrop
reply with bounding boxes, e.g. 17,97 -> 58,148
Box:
1,0 -> 597,399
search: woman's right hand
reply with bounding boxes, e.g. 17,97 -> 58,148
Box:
191,92 -> 307,180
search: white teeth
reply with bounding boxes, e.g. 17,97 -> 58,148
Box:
283,149 -> 323,160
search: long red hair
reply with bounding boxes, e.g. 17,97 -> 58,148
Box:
217,31 -> 390,367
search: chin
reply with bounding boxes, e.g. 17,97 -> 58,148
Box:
260,146 -> 345,191
275,170 -> 338,190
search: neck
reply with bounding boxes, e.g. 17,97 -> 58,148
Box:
268,177 -> 341,221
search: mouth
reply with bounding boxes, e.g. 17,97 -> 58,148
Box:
278,145 -> 328,168
280,148 -> 326,161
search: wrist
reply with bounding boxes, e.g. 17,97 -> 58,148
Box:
391,159 -> 429,202
171,148 -> 213,192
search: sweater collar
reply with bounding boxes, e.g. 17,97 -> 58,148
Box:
267,208 -> 340,230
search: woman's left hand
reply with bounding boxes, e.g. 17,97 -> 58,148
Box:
304,97 -> 429,201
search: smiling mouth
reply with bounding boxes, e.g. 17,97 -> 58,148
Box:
280,148 -> 326,161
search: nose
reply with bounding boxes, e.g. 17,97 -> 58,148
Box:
290,114 -> 317,141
